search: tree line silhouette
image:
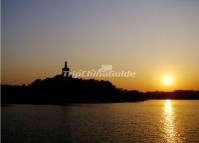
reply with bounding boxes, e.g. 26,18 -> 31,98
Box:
2,62 -> 199,104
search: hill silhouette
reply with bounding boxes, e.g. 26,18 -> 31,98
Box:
2,62 -> 199,104
2,74 -> 146,104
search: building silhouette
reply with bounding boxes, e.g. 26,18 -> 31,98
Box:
62,61 -> 70,77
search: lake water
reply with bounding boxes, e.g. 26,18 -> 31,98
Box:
2,100 -> 199,143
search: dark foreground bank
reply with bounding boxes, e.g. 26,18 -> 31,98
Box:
2,74 -> 199,104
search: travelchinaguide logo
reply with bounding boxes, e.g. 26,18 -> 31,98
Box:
63,64 -> 136,78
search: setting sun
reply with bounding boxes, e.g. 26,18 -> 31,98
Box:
163,75 -> 173,86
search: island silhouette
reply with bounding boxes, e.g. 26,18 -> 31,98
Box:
2,61 -> 199,104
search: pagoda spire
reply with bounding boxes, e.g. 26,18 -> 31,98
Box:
62,61 -> 70,77
64,61 -> 67,68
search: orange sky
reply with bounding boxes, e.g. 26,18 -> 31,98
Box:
2,0 -> 199,91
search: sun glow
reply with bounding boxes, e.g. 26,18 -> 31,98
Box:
162,75 -> 173,86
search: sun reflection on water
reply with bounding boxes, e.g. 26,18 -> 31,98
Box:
165,100 -> 172,113
164,100 -> 175,143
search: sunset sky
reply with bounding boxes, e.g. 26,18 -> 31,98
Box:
2,0 -> 199,91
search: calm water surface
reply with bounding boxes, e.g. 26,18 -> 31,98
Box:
2,100 -> 199,143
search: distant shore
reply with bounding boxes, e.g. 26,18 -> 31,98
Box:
2,74 -> 199,104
